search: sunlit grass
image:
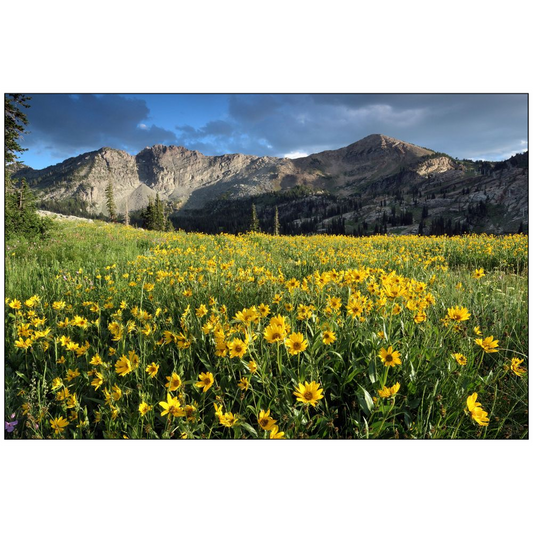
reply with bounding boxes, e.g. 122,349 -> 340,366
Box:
4,221 -> 528,438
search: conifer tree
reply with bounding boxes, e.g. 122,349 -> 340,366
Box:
155,193 -> 165,230
142,198 -> 155,229
5,178 -> 49,239
141,195 -> 172,231
273,206 -> 280,236
5,94 -> 50,240
250,203 -> 260,232
164,214 -> 173,232
124,198 -> 130,226
5,94 -> 31,164
105,180 -> 117,222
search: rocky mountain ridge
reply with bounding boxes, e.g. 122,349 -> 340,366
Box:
10,134 -> 440,213
10,134 -> 528,235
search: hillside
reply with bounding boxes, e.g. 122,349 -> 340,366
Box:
9,134 -> 528,235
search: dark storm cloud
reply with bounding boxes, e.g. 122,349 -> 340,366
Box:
174,94 -> 527,160
228,95 -> 285,123
175,113 -> 270,156
22,94 -> 527,169
23,94 -> 178,161
176,119 -> 236,139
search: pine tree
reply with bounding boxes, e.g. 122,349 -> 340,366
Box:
124,198 -> 130,226
273,206 -> 280,236
141,195 -> 172,231
250,203 -> 260,232
5,94 -> 31,164
5,94 -> 51,240
162,200 -> 173,231
164,214 -> 173,232
5,178 -> 50,239
142,198 -> 155,229
105,180 -> 117,222
155,193 -> 165,230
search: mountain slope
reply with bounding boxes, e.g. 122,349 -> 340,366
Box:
10,135 -> 528,235
293,134 -> 435,187
11,134 -> 438,214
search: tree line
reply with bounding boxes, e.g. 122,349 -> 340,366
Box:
5,94 -> 52,240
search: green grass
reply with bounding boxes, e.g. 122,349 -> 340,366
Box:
4,220 -> 528,439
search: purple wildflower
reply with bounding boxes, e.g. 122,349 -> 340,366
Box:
5,420 -> 18,433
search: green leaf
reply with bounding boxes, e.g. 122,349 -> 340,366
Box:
85,397 -> 105,405
408,397 -> 421,409
343,367 -> 360,386
357,385 -> 374,417
368,359 -> 377,384
15,371 -> 30,384
329,351 -> 346,363
240,422 -> 258,438
408,360 -> 416,381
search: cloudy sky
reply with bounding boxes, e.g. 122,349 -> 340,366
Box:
18,93 -> 528,169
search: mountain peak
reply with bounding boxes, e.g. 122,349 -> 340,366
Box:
137,144 -> 204,160
361,133 -> 396,141
338,134 -> 434,162
355,133 -> 431,151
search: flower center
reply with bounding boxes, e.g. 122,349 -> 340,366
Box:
293,342 -> 301,350
304,391 -> 313,400
386,354 -> 393,362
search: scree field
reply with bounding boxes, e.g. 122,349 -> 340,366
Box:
4,220 -> 528,439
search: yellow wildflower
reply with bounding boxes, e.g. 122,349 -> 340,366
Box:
115,355 -> 133,377
237,377 -> 250,391
475,336 -> 499,353
466,393 -> 490,426
50,416 -> 69,435
270,426 -> 285,439
257,409 -> 277,431
322,330 -> 336,345
452,353 -> 467,366
284,332 -> 308,355
472,268 -> 485,279
446,306 -> 471,323
227,338 -> 248,358
139,402 -> 151,416
510,358 -> 526,377
165,372 -> 182,391
378,346 -> 402,367
378,382 -> 401,398
294,381 -> 324,407
195,371 -> 215,392
145,362 -> 159,378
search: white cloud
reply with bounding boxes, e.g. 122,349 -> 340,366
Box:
465,142 -> 527,161
283,151 -> 308,159
137,123 -> 148,129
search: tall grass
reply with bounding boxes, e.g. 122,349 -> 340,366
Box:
4,221 -> 528,438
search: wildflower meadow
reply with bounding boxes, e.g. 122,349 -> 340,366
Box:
4,221 -> 528,439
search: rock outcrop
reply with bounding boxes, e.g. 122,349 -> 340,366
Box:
12,134 -> 437,215
11,134 -> 528,234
